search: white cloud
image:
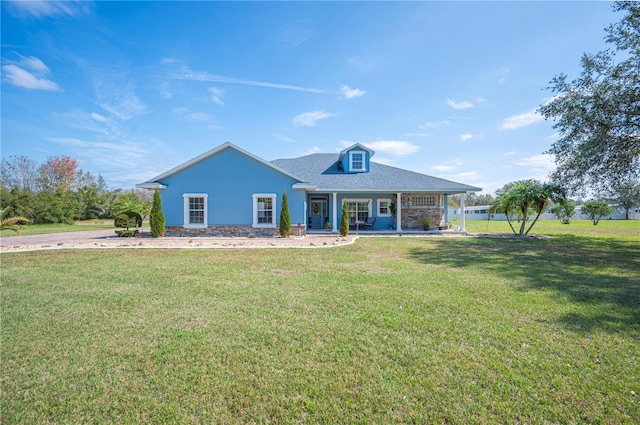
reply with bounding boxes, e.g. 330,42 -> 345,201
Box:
516,154 -> 555,177
419,120 -> 450,129
274,134 -> 296,143
431,165 -> 455,171
447,99 -> 474,110
340,84 -> 366,99
2,64 -> 60,90
405,132 -> 430,138
160,57 -> 178,64
174,107 -> 211,122
503,151 -> 516,156
2,55 -> 61,91
458,133 -> 473,141
90,112 -> 107,122
292,110 -> 336,127
305,146 -> 321,155
174,66 -> 328,94
502,110 -> 543,130
362,140 -> 420,156
209,87 -> 224,105
5,0 -> 90,18
93,80 -> 146,121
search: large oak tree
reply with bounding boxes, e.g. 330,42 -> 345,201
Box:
538,2 -> 639,194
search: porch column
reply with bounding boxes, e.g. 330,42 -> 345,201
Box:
460,193 -> 466,232
444,194 -> 449,223
396,192 -> 402,233
332,192 -> 338,233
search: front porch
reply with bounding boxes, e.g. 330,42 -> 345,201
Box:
305,192 -> 469,233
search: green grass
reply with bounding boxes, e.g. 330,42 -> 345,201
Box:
1,219 -> 117,237
2,224 -> 639,423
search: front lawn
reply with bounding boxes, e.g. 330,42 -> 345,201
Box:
2,226 -> 638,423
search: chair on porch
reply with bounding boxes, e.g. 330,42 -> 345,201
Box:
362,217 -> 376,230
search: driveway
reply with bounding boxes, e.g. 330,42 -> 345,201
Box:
0,229 -> 120,248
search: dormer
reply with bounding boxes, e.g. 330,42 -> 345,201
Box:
338,143 -> 375,173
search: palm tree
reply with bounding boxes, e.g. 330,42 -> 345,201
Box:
1,208 -> 30,234
490,180 -> 563,236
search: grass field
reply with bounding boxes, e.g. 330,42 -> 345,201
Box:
0,219 -> 115,237
2,222 -> 639,423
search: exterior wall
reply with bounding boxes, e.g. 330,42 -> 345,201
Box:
159,147 -> 306,228
165,225 -> 307,237
400,193 -> 445,230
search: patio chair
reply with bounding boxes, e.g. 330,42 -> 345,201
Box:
362,217 -> 376,230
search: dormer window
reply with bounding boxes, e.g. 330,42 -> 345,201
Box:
350,151 -> 365,172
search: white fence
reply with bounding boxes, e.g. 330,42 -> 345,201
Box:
448,206 -> 640,222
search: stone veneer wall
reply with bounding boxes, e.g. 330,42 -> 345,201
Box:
165,225 -> 307,237
400,193 -> 445,230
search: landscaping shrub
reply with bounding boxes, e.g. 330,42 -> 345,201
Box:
279,190 -> 291,237
150,188 -> 165,237
340,201 -> 349,236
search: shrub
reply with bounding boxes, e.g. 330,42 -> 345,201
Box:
339,201 -> 349,236
150,188 -> 165,237
115,229 -> 139,237
279,190 -> 291,237
581,200 -> 614,225
114,211 -> 142,230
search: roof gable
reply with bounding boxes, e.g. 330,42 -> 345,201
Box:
143,142 -> 304,184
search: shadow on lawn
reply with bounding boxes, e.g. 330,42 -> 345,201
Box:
408,235 -> 640,337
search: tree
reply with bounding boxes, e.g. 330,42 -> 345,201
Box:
150,188 -> 165,237
0,207 -> 29,234
1,155 -> 38,191
278,190 -> 291,237
112,192 -> 150,218
339,200 -> 349,236
550,199 -> 577,224
538,2 -> 640,194
581,200 -> 614,225
37,156 -> 79,192
490,179 -> 563,236
608,180 -> 640,219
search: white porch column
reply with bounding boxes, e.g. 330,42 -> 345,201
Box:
396,192 -> 402,233
332,192 -> 338,233
460,193 -> 466,232
444,194 -> 449,223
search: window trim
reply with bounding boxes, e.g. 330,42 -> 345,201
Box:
410,195 -> 439,209
252,193 -> 277,228
344,198 -> 373,222
377,198 -> 392,217
183,193 -> 208,228
349,151 -> 366,172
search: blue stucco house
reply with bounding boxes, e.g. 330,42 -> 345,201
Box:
137,142 -> 481,236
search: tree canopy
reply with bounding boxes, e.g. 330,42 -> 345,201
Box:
538,2 -> 640,194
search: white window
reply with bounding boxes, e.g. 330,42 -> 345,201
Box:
345,199 -> 372,222
411,195 -> 438,208
183,194 -> 208,228
377,198 -> 392,217
253,193 -> 277,227
349,151 -> 365,172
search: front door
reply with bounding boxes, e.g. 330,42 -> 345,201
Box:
310,197 -> 327,228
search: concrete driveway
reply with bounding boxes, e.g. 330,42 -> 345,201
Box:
0,229 -> 121,248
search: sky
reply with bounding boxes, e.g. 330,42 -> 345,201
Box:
1,0 -> 616,194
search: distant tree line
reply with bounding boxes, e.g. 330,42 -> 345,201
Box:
0,155 -> 151,224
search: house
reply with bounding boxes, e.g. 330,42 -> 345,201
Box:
137,142 -> 481,236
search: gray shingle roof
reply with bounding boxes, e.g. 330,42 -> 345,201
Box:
271,154 -> 481,193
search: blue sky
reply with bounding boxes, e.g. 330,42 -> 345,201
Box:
1,1 -> 615,194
